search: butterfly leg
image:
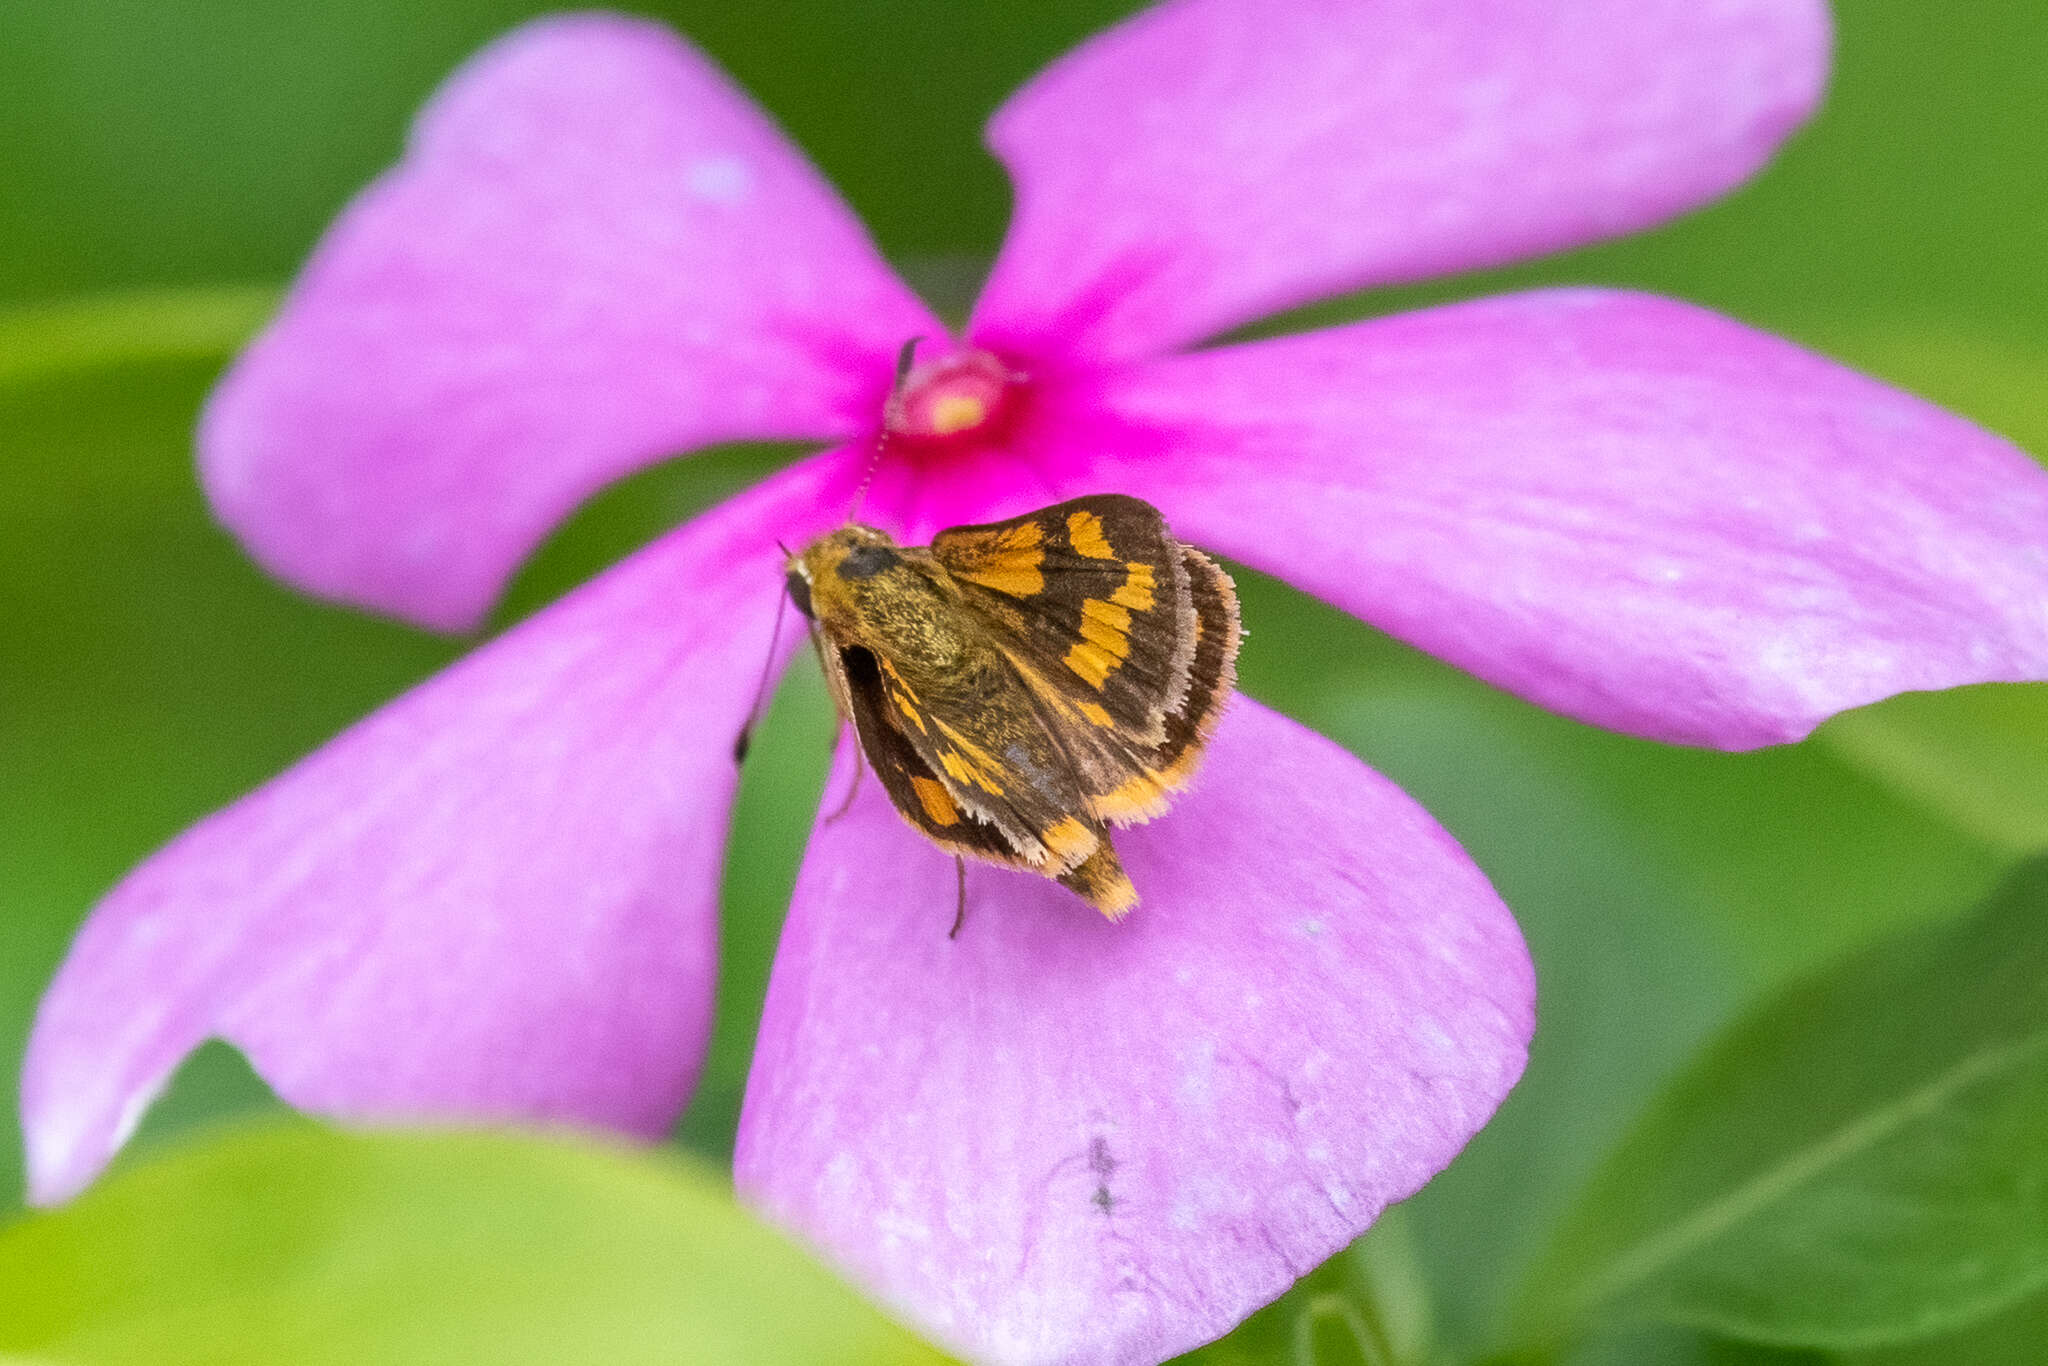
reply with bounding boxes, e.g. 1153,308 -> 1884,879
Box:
949,856 -> 968,940
824,732 -> 866,824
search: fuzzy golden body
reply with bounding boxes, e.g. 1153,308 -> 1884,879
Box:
785,495 -> 1241,917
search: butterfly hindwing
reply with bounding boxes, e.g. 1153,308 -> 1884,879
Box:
831,632 -> 1111,875
1151,546 -> 1242,786
932,495 -> 1195,747
826,641 -> 1030,867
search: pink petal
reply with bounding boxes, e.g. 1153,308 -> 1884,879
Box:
1033,290 -> 2048,749
735,700 -> 1532,1366
972,0 -> 1830,363
201,14 -> 935,632
22,456 -> 849,1206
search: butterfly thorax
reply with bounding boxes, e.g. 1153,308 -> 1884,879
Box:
790,527 -> 979,673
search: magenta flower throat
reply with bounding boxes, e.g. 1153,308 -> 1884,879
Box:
25,3 -> 2048,1364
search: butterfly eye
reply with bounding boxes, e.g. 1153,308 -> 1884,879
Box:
785,568 -> 814,618
837,543 -> 899,580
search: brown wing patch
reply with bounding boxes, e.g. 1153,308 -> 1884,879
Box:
1149,547 -> 1242,788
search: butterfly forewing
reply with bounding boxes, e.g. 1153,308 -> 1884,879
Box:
932,495 -> 1196,747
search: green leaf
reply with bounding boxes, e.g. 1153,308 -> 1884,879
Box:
1805,325 -> 2048,469
1550,1322 -> 1826,1366
1173,1208 -> 1433,1366
1514,856 -> 2048,1350
1821,685 -> 2048,855
0,1122 -> 953,1366
1847,1280 -> 2048,1366
0,287 -> 274,389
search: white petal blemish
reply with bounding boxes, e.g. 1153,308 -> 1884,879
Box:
684,155 -> 752,205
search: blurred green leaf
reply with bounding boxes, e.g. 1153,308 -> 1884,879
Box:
0,287 -> 274,389
1808,326 -> 2048,468
1847,1280 -> 2048,1366
1552,1321 -> 1825,1366
0,0 -> 1135,302
1821,685 -> 2048,855
1174,1208 -> 1432,1366
1514,856 -> 2048,1351
0,1122 -> 953,1366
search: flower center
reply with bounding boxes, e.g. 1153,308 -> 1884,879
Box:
884,348 -> 1020,448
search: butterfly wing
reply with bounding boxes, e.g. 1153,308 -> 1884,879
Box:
933,498 -> 1240,825
821,630 -> 1112,877
825,636 -> 1138,916
931,495 -> 1195,748
820,638 -> 1031,867
1144,545 -> 1242,791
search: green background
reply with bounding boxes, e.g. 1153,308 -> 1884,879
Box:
3,1 -> 2045,1362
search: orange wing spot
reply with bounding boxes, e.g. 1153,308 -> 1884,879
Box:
1077,601 -> 1132,660
1060,844 -> 1138,919
909,775 -> 961,826
1078,700 -> 1115,727
1042,815 -> 1098,865
1064,640 -> 1120,689
945,522 -> 1049,596
1082,597 -> 1132,633
965,555 -> 1044,597
997,522 -> 1046,550
937,749 -> 980,788
1092,768 -> 1174,822
878,660 -> 930,732
1111,561 -> 1156,611
933,723 -> 1007,795
1067,510 -> 1116,559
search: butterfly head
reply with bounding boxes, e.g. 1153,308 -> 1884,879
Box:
786,524 -> 912,629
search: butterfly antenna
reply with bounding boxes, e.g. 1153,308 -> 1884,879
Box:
949,856 -> 968,940
733,578 -> 793,764
846,335 -> 924,525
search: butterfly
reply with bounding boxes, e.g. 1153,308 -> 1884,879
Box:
783,494 -> 1241,926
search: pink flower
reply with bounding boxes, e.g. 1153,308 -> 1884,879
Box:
24,2 -> 2048,1362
